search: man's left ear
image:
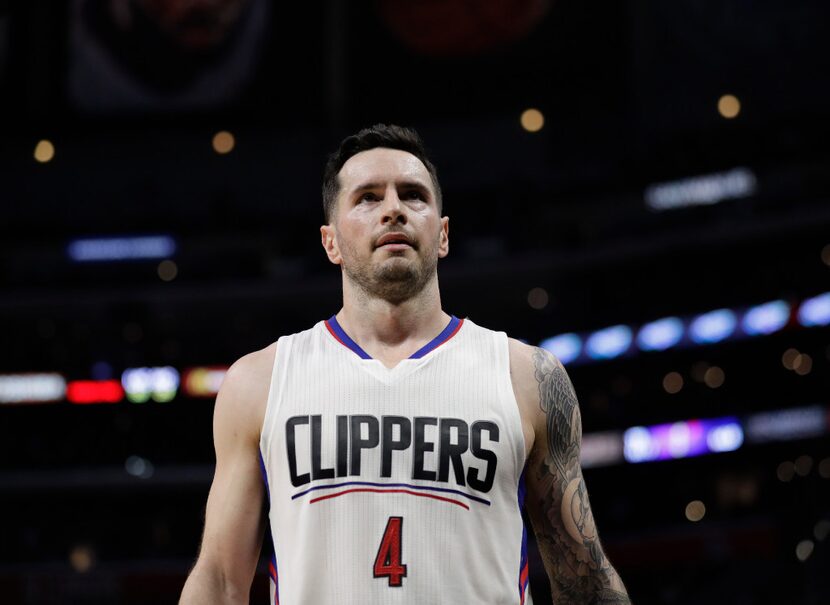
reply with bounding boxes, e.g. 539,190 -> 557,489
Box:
320,224 -> 342,265
438,216 -> 449,258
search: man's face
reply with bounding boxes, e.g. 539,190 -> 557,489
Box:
320,147 -> 449,304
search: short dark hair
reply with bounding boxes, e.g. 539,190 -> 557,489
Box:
321,123 -> 442,223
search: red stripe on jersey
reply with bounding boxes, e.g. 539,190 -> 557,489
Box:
435,318 -> 464,349
309,487 -> 470,510
324,320 -> 349,347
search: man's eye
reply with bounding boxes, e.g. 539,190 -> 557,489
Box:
403,190 -> 424,201
360,192 -> 379,202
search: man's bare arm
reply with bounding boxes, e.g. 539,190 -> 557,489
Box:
522,345 -> 630,604
179,344 -> 275,604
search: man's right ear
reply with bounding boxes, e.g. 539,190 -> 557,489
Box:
320,224 -> 342,265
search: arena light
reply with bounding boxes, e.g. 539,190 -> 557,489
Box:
744,405 -> 827,443
585,325 -> 632,360
689,309 -> 737,345
121,367 -> 180,403
644,167 -> 756,211
537,292 -> 829,367
623,417 -> 743,463
741,300 -> 790,336
182,366 -> 228,397
636,317 -> 684,352
706,422 -> 744,452
125,455 -> 155,479
622,427 -> 656,463
581,431 -> 624,468
797,292 -> 830,327
584,405 -> 825,467
0,373 -> 66,404
67,235 -> 176,262
538,334 -> 581,365
66,380 -> 123,404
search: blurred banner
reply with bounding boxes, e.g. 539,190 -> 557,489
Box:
68,0 -> 269,114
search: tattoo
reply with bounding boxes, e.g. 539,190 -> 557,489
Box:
530,348 -> 630,604
534,348 -> 580,476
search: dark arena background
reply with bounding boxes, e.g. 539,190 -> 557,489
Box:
2,1 -> 830,604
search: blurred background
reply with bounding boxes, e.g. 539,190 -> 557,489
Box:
1,0 -> 829,603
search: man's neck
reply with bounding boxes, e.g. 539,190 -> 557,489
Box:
335,276 -> 450,365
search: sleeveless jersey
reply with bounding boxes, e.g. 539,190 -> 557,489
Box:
258,315 -> 533,605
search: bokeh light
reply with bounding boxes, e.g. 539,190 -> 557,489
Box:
527,287 -> 549,309
158,260 -> 179,282
685,500 -> 706,522
718,94 -> 741,119
34,139 -> 55,163
663,371 -> 684,394
212,130 -> 235,154
520,108 -> 544,132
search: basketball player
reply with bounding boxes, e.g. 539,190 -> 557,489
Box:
179,124 -> 630,604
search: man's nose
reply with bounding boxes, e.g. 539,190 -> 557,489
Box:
380,189 -> 406,224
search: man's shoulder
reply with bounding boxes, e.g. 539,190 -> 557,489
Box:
225,341 -> 278,387
506,337 -> 538,397
505,336 -> 563,373
506,336 -> 536,363
505,338 -> 568,423
214,342 -> 279,436
222,320 -> 323,384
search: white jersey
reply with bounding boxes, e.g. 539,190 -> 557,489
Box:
258,315 -> 532,605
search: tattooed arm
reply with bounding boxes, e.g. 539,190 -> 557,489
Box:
509,340 -> 630,604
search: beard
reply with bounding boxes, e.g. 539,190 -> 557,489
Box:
341,239 -> 439,305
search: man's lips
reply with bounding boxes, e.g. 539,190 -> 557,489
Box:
375,233 -> 415,249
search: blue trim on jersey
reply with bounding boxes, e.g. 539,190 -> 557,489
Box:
517,467 -> 529,604
409,315 -> 461,358
291,480 -> 491,506
258,451 -> 272,502
517,467 -> 527,508
326,315 -> 372,359
258,451 -> 280,604
326,314 -> 461,360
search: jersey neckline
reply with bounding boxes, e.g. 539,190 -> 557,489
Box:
324,314 -> 464,361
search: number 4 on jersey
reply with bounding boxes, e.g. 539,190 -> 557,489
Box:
373,516 -> 407,587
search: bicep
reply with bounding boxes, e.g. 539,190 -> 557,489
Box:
194,357 -> 270,588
